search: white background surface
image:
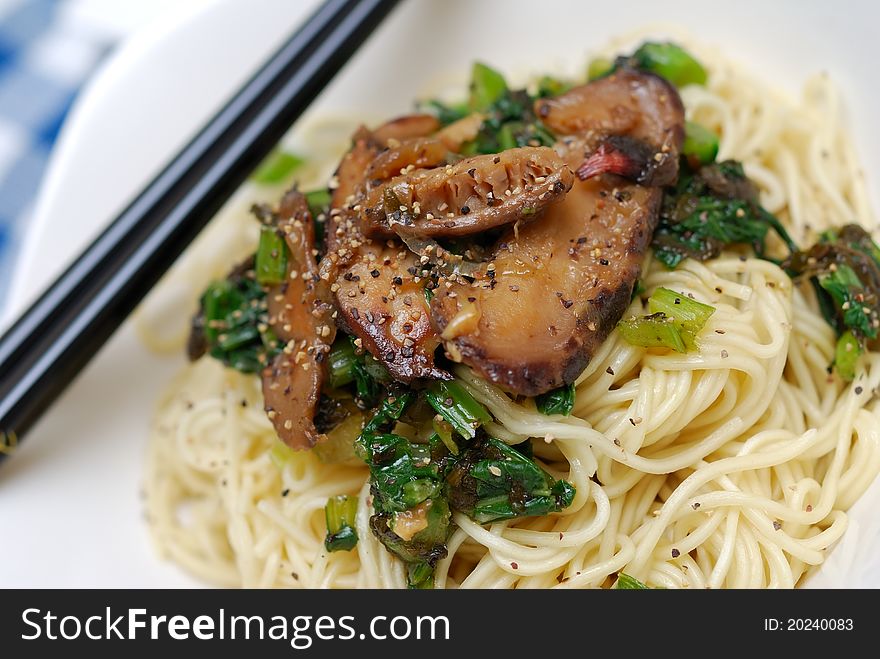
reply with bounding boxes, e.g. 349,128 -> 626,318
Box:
1,0 -> 879,587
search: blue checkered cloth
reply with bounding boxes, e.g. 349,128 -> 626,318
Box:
0,0 -> 112,309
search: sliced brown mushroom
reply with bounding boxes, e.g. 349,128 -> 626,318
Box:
430,69 -> 685,396
364,137 -> 449,183
324,117 -> 450,382
537,68 -> 684,187
262,190 -> 335,449
360,146 -> 574,238
333,243 -> 449,382
326,115 -> 442,250
435,112 -> 484,151
371,113 -> 440,144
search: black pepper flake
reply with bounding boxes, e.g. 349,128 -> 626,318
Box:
407,266 -> 418,276
392,276 -> 403,286
493,156 -> 501,164
510,561 -> 519,570
772,521 -> 782,531
351,307 -> 360,320
460,205 -> 470,215
855,386 -> 863,395
561,299 -> 573,309
606,367 -> 614,375
671,548 -> 680,558
467,296 -> 476,303
599,258 -> 609,266
467,168 -> 476,178
281,489 -> 290,497
370,269 -> 380,278
385,350 -> 395,361
692,502 -> 701,510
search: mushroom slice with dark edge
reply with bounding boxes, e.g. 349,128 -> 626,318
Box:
262,189 -> 336,449
324,116 -> 450,382
360,146 -> 574,238
430,69 -> 685,396
537,68 -> 684,188
364,137 -> 449,183
325,114 -> 441,253
334,245 -> 449,382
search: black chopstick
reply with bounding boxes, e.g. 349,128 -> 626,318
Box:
0,0 -> 401,463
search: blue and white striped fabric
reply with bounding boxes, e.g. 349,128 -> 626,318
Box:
0,0 -> 112,308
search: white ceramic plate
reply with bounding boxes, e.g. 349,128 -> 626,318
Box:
2,0 -> 880,587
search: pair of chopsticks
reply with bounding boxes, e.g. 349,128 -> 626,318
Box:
0,0 -> 402,464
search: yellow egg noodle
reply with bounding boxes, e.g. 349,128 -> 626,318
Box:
140,37 -> 880,589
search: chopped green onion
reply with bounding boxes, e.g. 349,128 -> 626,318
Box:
202,280 -> 236,345
535,75 -> 571,98
587,57 -> 614,81
835,330 -> 861,381
304,188 -> 331,218
469,62 -> 508,112
326,337 -> 389,406
683,120 -> 719,165
425,380 -> 491,439
631,42 -> 707,87
407,562 -> 435,590
216,325 -> 260,352
251,149 -> 304,185
424,286 -> 434,305
324,495 -> 358,552
535,383 -> 576,416
819,264 -> 876,339
432,416 -> 459,455
361,391 -> 417,437
255,225 -> 288,285
618,313 -> 687,352
328,339 -> 358,388
647,287 -> 716,349
269,440 -> 295,470
615,573 -> 649,589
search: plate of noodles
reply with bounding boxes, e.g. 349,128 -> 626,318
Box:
2,0 -> 880,589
